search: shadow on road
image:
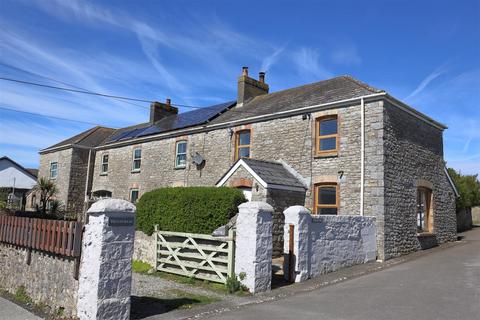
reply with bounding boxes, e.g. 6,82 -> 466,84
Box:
130,295 -> 200,319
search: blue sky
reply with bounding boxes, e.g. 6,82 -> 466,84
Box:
0,0 -> 479,174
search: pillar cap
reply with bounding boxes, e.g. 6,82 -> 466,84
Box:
87,198 -> 136,213
238,201 -> 273,212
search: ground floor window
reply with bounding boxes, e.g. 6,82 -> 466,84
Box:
417,187 -> 433,233
314,183 -> 338,215
130,189 -> 139,204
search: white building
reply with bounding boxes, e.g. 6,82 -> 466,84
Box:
0,156 -> 37,209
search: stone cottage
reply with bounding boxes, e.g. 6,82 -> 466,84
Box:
31,67 -> 458,260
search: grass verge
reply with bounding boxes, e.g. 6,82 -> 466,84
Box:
166,289 -> 220,309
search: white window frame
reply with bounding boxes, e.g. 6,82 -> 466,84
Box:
50,162 -> 58,179
132,148 -> 142,172
130,189 -> 139,203
175,141 -> 187,168
101,154 -> 109,174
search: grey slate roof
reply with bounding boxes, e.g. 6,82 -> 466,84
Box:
241,158 -> 306,189
41,126 -> 115,152
210,75 -> 383,124
43,75 -> 384,150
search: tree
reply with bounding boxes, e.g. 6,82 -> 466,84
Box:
447,168 -> 480,210
0,187 -> 8,210
37,177 -> 59,214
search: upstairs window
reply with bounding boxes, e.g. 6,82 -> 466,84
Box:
316,116 -> 338,155
235,130 -> 251,160
417,187 -> 433,233
50,162 -> 58,179
314,183 -> 338,215
132,148 -> 142,171
175,141 -> 187,168
101,154 -> 109,174
130,189 -> 139,204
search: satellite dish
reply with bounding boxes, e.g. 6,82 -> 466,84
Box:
192,152 -> 205,166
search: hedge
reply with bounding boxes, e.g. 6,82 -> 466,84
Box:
136,187 -> 246,235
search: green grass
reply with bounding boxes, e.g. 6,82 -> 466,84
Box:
132,260 -> 153,273
166,289 -> 220,309
14,286 -> 33,305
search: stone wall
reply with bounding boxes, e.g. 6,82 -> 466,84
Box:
472,206 -> 480,226
382,101 -> 456,259
284,206 -> 376,282
68,148 -> 90,213
90,102 -> 384,218
38,147 -> 90,214
133,231 -> 156,266
39,148 -> 73,209
0,244 -> 79,316
456,207 -> 473,232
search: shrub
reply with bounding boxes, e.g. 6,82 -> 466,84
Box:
136,187 -> 246,235
225,272 -> 246,294
447,168 -> 480,210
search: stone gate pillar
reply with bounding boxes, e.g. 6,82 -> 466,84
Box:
283,205 -> 312,282
77,199 -> 136,320
235,201 -> 273,294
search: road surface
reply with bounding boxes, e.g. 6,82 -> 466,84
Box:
0,297 -> 41,320
211,228 -> 480,320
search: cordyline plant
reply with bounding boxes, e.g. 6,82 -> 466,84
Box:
37,177 -> 59,214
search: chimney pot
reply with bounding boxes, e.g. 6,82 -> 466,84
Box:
259,72 -> 265,83
166,98 -> 171,106
242,66 -> 249,77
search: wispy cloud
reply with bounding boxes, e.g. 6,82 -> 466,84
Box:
331,46 -> 362,66
406,64 -> 448,100
261,46 -> 286,72
292,47 -> 333,80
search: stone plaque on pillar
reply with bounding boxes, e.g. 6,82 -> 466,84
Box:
77,199 -> 136,320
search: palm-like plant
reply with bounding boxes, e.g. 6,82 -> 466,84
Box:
37,177 -> 59,214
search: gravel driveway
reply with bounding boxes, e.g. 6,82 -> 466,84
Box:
130,273 -> 249,319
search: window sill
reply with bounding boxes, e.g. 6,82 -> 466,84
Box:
99,173 -> 108,176
314,152 -> 338,159
417,232 -> 435,238
131,170 -> 141,174
174,166 -> 186,170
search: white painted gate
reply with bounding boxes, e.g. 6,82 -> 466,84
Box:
154,226 -> 235,283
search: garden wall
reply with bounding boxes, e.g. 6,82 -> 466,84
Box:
284,206 -> 376,282
133,230 -> 156,266
0,244 -> 79,316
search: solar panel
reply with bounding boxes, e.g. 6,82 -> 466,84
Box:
105,101 -> 234,143
135,101 -> 234,139
117,127 -> 148,141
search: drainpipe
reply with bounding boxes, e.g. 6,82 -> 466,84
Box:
360,98 -> 365,216
83,149 -> 93,219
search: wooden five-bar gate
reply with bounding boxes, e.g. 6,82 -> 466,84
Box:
155,226 -> 235,283
0,216 -> 83,257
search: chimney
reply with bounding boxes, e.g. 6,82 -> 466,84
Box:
150,98 -> 178,123
237,67 -> 269,107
